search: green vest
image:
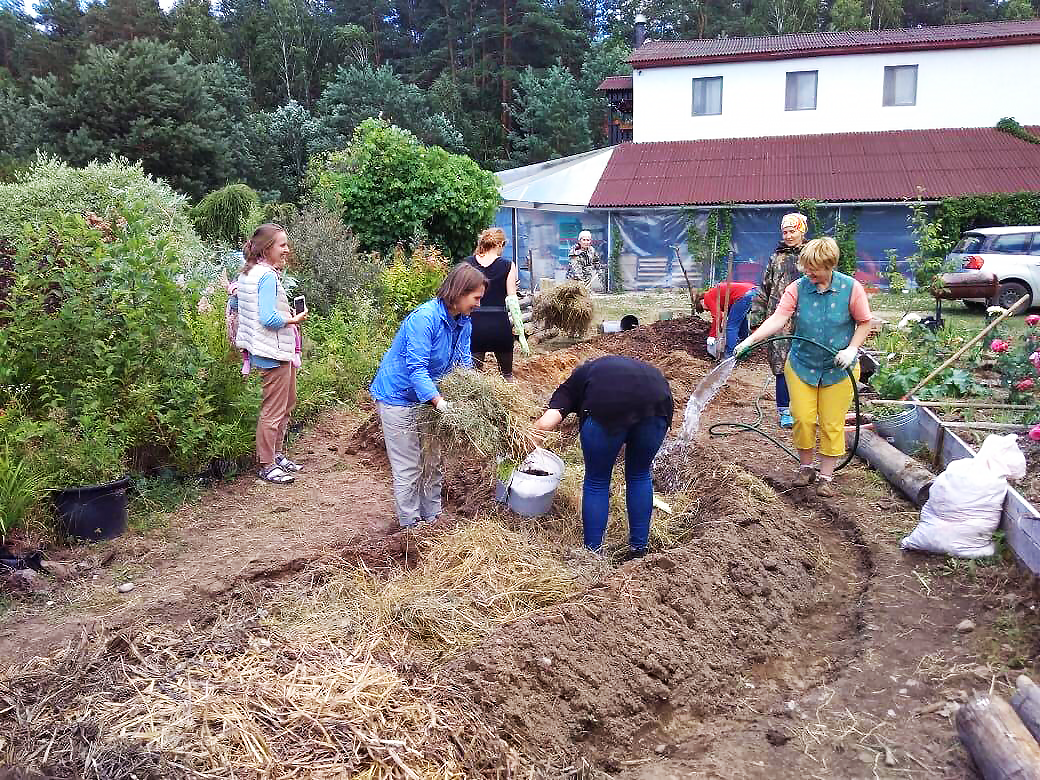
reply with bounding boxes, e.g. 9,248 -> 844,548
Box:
789,271 -> 856,387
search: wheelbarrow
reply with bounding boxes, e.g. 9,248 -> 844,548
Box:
921,271 -> 998,330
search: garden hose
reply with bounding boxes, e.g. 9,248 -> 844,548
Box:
707,335 -> 861,472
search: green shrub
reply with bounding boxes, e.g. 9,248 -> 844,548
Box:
0,208 -> 258,487
309,118 -> 500,259
295,300 -> 390,421
287,206 -> 384,316
0,155 -> 206,275
0,443 -> 47,539
191,183 -> 260,244
379,242 -> 449,323
884,249 -> 906,293
869,323 -> 988,400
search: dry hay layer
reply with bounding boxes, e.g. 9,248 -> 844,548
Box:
416,369 -> 540,464
534,282 -> 594,337
0,520 -> 601,779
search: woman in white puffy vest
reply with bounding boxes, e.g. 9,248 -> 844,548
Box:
235,223 -> 309,484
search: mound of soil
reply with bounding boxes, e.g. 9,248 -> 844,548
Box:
590,316 -> 713,362
442,490 -> 826,771
344,408 -> 389,468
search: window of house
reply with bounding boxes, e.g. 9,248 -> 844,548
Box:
692,76 -> 723,116
785,71 -> 817,111
883,65 -> 918,106
989,233 -> 1032,254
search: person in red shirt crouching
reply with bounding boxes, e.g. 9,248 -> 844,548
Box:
693,281 -> 757,358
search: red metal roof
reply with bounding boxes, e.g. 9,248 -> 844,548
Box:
629,20 -> 1040,67
596,75 -> 633,91
588,127 -> 1040,207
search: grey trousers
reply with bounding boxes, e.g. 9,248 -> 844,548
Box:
376,401 -> 443,525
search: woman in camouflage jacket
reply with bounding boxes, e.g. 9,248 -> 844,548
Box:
752,213 -> 808,428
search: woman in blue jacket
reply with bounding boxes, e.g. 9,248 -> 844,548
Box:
370,263 -> 487,528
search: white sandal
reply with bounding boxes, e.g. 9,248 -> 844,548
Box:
274,454 -> 303,473
259,464 -> 295,484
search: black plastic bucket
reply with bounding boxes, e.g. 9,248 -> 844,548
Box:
53,477 -> 131,541
620,314 -> 639,330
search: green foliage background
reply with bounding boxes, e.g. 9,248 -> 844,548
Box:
310,119 -> 500,260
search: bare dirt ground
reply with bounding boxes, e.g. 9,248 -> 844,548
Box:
0,413 -> 405,665
2,315 -> 1039,778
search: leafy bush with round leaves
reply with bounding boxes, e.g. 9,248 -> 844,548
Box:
309,118 -> 500,260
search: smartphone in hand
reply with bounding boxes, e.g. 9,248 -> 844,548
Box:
293,295 -> 306,315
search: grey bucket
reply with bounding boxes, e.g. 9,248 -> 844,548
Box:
498,449 -> 565,517
601,320 -> 622,334
873,406 -> 921,456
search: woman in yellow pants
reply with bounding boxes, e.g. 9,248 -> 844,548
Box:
735,238 -> 873,497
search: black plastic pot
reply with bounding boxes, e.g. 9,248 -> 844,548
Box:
620,314 -> 639,330
53,477 -> 131,541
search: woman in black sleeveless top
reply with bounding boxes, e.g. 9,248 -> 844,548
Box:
462,228 -> 529,379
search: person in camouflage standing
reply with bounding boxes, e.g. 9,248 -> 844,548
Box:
752,212 -> 808,429
567,230 -> 603,290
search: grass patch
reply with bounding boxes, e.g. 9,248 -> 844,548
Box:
127,474 -> 203,533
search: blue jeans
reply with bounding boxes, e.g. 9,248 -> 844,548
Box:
723,288 -> 756,357
775,371 -> 790,409
579,415 -> 669,551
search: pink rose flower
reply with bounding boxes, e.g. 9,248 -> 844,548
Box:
1030,424 -> 1040,442
1015,378 -> 1035,391
1031,352 -> 1040,372
1028,315 -> 1040,326
990,339 -> 1010,353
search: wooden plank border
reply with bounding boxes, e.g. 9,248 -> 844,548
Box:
914,404 -> 1040,575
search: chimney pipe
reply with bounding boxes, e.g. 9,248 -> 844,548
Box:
634,14 -> 647,49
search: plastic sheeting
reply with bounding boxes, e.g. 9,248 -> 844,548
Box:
509,208 -> 608,292
498,203 -> 920,292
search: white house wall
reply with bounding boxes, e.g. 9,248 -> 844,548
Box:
632,44 -> 1040,142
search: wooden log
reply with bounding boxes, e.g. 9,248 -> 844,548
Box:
850,428 -> 934,507
529,327 -> 560,345
941,422 -> 1031,433
956,692 -> 1040,780
1012,675 -> 1040,745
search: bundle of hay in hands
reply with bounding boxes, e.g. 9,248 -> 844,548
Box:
418,368 -> 541,464
534,280 -> 594,337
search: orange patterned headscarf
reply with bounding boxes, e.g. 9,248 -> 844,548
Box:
781,212 -> 808,234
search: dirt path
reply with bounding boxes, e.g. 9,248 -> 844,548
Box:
0,411 -> 401,664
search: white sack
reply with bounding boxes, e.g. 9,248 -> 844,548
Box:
901,434 -> 1026,558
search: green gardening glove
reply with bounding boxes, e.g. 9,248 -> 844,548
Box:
505,294 -> 531,356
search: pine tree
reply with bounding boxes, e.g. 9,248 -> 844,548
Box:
507,62 -> 594,164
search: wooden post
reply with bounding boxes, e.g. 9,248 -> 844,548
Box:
850,428 -> 934,506
870,399 -> 1037,411
901,294 -> 1029,400
932,424 -> 946,471
941,422 -> 1031,432
670,245 -> 696,317
1011,675 -> 1040,745
956,692 -> 1040,779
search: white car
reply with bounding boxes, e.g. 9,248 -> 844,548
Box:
947,226 -> 1040,311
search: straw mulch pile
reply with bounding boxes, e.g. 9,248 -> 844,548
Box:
0,520 -> 586,779
533,282 -> 593,337
418,369 -> 541,463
